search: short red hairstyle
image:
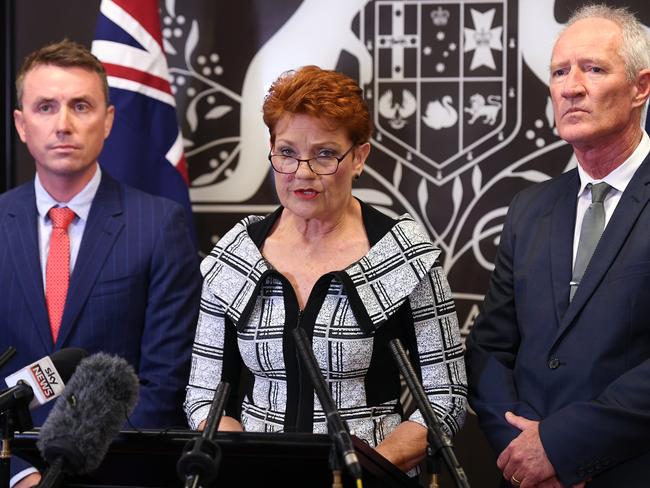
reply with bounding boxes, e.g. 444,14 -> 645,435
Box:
262,65 -> 372,145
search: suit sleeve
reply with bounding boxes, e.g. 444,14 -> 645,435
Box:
540,357 -> 650,484
129,202 -> 201,428
465,192 -> 542,454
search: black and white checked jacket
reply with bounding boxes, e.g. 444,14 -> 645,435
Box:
184,202 -> 467,447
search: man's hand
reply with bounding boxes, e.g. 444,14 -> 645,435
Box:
497,411 -> 555,487
14,473 -> 41,488
531,476 -> 564,488
535,477 -> 586,488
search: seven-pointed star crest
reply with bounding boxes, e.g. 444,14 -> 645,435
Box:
463,8 -> 503,70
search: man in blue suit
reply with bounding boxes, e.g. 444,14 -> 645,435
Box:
0,40 -> 201,486
466,5 -> 650,488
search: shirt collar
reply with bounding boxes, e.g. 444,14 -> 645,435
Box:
576,131 -> 650,198
35,165 -> 102,222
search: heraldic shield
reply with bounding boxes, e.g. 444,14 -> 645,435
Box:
369,0 -> 519,184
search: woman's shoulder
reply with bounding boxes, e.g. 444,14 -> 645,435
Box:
344,202 -> 442,328
198,214 -> 274,322
358,199 -> 436,252
215,214 -> 266,248
199,213 -> 271,278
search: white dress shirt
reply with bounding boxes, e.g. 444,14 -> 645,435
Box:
35,166 -> 102,291
572,132 -> 650,266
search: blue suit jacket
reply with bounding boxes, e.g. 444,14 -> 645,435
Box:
0,171 -> 201,432
466,155 -> 650,486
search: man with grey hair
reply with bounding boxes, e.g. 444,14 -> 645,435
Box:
466,4 -> 650,487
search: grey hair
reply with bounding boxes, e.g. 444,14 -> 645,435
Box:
563,4 -> 650,82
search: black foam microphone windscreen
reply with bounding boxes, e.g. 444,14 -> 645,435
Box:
36,353 -> 139,475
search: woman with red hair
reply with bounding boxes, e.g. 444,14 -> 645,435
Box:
185,65 -> 467,474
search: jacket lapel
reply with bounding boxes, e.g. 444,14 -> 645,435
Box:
56,173 -> 125,349
555,155 -> 650,342
549,173 -> 580,326
3,183 -> 53,350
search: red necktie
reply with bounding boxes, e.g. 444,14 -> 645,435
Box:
46,207 -> 76,342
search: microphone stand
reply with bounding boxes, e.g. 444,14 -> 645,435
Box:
0,382 -> 34,488
0,349 -> 22,488
0,347 -> 18,488
328,442 -> 343,488
389,338 -> 470,488
291,328 -> 363,487
0,410 -> 10,488
34,457 -> 65,488
177,382 -> 230,488
0,347 -> 16,370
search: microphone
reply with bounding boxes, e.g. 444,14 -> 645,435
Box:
35,353 -> 139,487
3,348 -> 89,411
0,346 -> 17,370
389,338 -> 470,488
291,328 -> 362,482
177,381 -> 231,488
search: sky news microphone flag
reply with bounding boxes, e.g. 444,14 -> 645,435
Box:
92,0 -> 196,244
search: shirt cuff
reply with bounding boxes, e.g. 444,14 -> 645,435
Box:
10,467 -> 38,488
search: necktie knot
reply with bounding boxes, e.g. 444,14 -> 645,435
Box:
49,207 -> 75,230
589,182 -> 612,204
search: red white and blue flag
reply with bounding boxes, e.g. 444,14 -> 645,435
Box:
92,0 -> 195,241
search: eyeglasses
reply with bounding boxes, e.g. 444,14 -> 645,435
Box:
268,145 -> 355,175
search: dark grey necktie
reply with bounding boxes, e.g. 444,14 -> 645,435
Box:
570,182 -> 613,301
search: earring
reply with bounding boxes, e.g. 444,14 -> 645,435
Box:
354,173 -> 361,180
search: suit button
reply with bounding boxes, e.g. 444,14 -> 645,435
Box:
548,357 -> 560,369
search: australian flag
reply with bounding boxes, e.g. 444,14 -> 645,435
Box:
92,0 -> 195,244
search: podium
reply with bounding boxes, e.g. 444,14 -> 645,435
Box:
12,430 -> 418,487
